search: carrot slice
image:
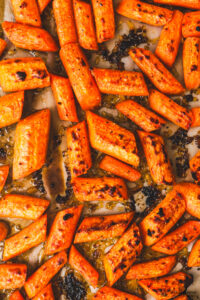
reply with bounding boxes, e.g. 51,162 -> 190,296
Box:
174,296 -> 189,300
0,222 -> 8,242
153,0 -> 200,9
37,0 -> 51,13
60,43 -> 101,111
86,111 -> 139,167
0,165 -> 9,192
104,223 -> 143,286
24,251 -> 67,298
13,109 -> 50,180
0,264 -> 27,289
129,48 -> 184,95
190,107 -> 200,127
188,239 -> 200,267
139,188 -> 186,246
92,68 -> 148,96
182,11 -> 200,38
32,283 -> 55,300
0,38 -> 7,56
190,151 -> 200,182
93,286 -> 143,299
74,211 -> 134,243
45,205 -> 83,255
10,290 -> 24,300
67,121 -> 92,178
116,99 -> 165,132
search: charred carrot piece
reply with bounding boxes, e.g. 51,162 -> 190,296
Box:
155,10 -> 183,68
3,214 -> 47,261
10,290 -> 24,300
73,0 -> 98,50
32,283 -> 55,300
104,223 -> 143,286
126,256 -> 176,280
174,296 -> 189,300
188,239 -> 200,267
0,57 -> 50,92
67,121 -> 92,178
74,211 -> 134,243
0,165 -> 9,192
182,11 -> 200,38
93,286 -> 143,300
99,156 -> 141,182
86,111 -> 139,167
72,177 -> 128,202
13,109 -> 50,180
60,43 -> 101,110
129,48 -> 184,95
2,22 -> 58,52
0,194 -> 49,220
0,38 -> 7,56
116,99 -> 166,132
10,0 -> 41,27
53,0 -> 77,46
0,222 -> 8,242
69,245 -> 99,287
91,0 -> 115,43
138,130 -> 174,185
149,89 -> 192,130
139,188 -> 186,246
117,0 -> 173,26
190,107 -> 200,127
153,0 -> 200,9
45,205 -> 83,255
0,264 -> 27,289
37,0 -> 51,13
190,151 -> 200,182
92,68 -> 148,96
24,251 -> 67,298
139,272 -> 192,300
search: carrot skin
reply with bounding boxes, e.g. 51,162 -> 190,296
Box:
153,0 -> 200,9
190,150 -> 200,182
32,283 -> 55,300
37,0 -> 51,13
0,222 -> 8,242
173,296 -> 189,300
10,290 -> 24,300
93,286 -> 143,300
190,107 -> 200,127
182,11 -> 200,38
0,38 -> 7,56
0,165 -> 9,192
188,239 -> 200,267
0,264 -> 27,289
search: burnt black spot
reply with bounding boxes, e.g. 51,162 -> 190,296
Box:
196,26 -> 200,31
72,131 -> 78,141
185,94 -> 193,102
19,1 -> 27,8
33,70 -> 48,79
0,148 -> 6,160
147,229 -> 152,236
191,65 -> 198,71
182,235 -> 188,242
81,59 -> 86,66
16,71 -> 26,81
157,207 -> 164,217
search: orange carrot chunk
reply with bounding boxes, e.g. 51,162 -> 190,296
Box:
0,222 -> 8,242
190,151 -> 200,182
0,165 -> 9,192
182,11 -> 200,38
32,283 -> 55,300
173,296 -> 189,300
190,107 -> 200,127
37,0 -> 51,13
10,290 -> 24,300
188,239 -> 200,267
93,286 -> 143,299
0,38 -> 7,56
153,0 -> 200,9
0,264 -> 27,289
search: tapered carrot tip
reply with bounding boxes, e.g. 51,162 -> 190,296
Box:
0,165 -> 9,192
10,290 -> 25,300
93,286 -> 143,299
0,222 -> 8,242
32,283 -> 55,300
0,38 -> 7,56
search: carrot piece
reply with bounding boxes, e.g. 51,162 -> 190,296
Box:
155,10 -> 183,68
139,272 -> 193,300
190,151 -> 200,182
13,109 -> 50,180
0,194 -> 49,220
116,99 -> 166,132
0,264 -> 27,289
10,0 -> 41,27
37,0 -> 51,13
99,156 -> 141,182
149,89 -> 192,130
2,22 -> 58,52
73,0 -> 98,50
117,0 -> 173,26
129,48 -> 185,95
91,0 -> 115,43
32,283 -> 55,300
190,107 -> 200,127
153,0 -> 200,9
0,222 -> 8,242
188,239 -> 200,267
74,211 -> 134,243
92,68 -> 148,96
0,57 -> 50,92
10,290 -> 24,300
138,130 -> 174,185
139,188 -> 186,246
24,251 -> 67,298
104,223 -> 143,286
0,165 -> 9,192
174,296 -> 189,300
53,0 -> 77,46
0,38 -> 7,56
69,245 -> 99,287
126,256 -> 176,280
182,11 -> 200,38
60,43 -> 101,110
72,177 -> 128,202
67,121 -> 92,178
93,286 -> 143,300
86,111 -> 139,167
45,205 -> 83,255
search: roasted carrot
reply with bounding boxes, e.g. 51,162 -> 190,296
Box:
126,256 -> 176,280
0,165 -> 9,192
182,11 -> 200,38
67,121 -> 92,178
139,272 -> 193,300
104,223 -> 143,286
117,0 -> 173,26
91,0 -> 115,43
53,0 -> 77,46
188,239 -> 200,267
74,211 -> 134,243
2,22 -> 58,52
139,188 -> 186,246
69,245 -> 99,287
129,48 -> 184,95
13,109 -> 50,180
0,264 -> 27,289
174,296 -> 189,300
45,205 -> 83,255
0,194 -> 49,220
3,214 -> 47,261
86,111 -> 139,167
149,89 -> 192,130
153,0 -> 200,9
72,177 -> 128,202
10,290 -> 24,300
73,0 -> 98,50
138,131 -> 174,185
32,283 -> 55,300
92,68 -> 148,96
0,38 -> 7,56
155,10 -> 183,68
190,151 -> 200,182
24,251 -> 67,298
60,43 -> 101,110
116,99 -> 166,132
0,222 -> 8,242
93,286 -> 143,300
190,107 -> 200,127
0,57 -> 50,92
37,0 -> 51,13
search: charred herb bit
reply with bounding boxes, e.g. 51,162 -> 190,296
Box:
141,186 -> 161,207
170,128 -> 194,146
176,148 -> 190,178
60,273 -> 86,300
185,94 -> 194,102
194,135 -> 200,149
0,148 -> 6,160
32,170 -> 45,193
